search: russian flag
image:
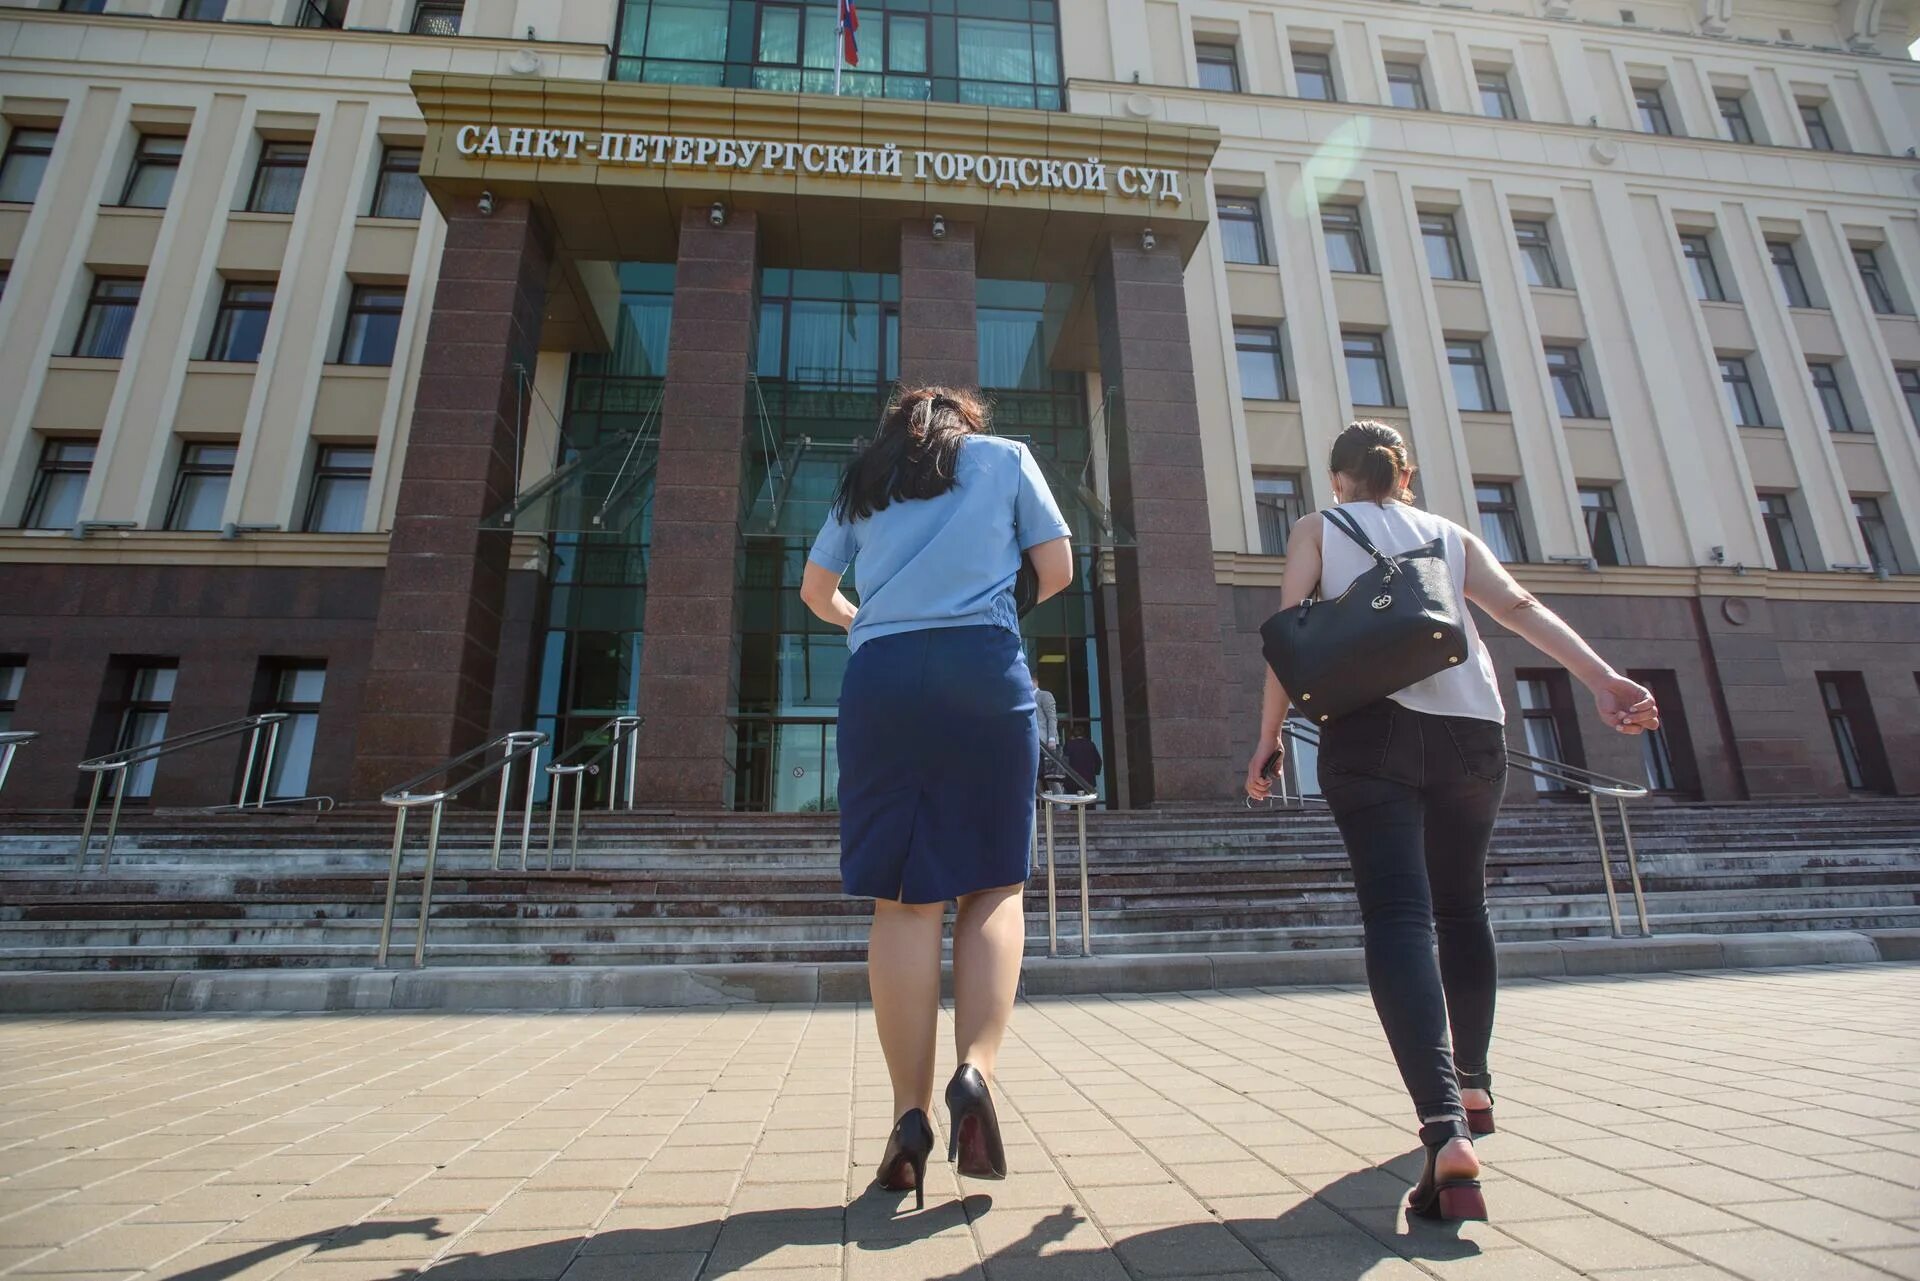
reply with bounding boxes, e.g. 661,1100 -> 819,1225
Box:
835,0 -> 859,93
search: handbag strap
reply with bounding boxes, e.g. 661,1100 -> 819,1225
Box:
1322,507 -> 1394,572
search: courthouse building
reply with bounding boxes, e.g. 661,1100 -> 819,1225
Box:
0,0 -> 1916,814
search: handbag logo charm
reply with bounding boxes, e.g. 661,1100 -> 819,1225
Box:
1371,594 -> 1393,610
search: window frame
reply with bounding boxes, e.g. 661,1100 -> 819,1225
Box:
1446,339 -> 1498,413
1717,93 -> 1754,143
1808,362 -> 1857,433
1579,485 -> 1630,566
262,662 -> 328,800
1292,49 -> 1337,101
295,0 -> 347,29
1634,84 -> 1674,136
117,132 -> 185,210
336,284 -> 407,366
1758,491 -> 1806,570
411,0 -> 463,36
1476,69 -> 1518,119
1320,203 -> 1372,275
1515,672 -> 1579,791
1420,211 -> 1468,281
164,443 -> 238,532
302,445 -> 376,533
1383,60 -> 1429,111
1233,323 -> 1289,401
245,140 -> 310,215
1679,233 -> 1726,302
72,276 -> 143,359
1898,366 -> 1920,426
1853,496 -> 1897,573
0,127 -> 59,205
1476,480 -> 1529,562
0,658 -> 21,734
177,0 -> 229,18
1216,196 -> 1269,267
116,663 -> 178,802
1799,100 -> 1836,151
1513,219 -> 1563,289
1544,344 -> 1597,419
1341,331 -> 1396,408
1719,356 -> 1766,427
369,144 -> 425,219
1853,247 -> 1897,315
21,438 -> 95,531
1194,40 -> 1241,93
205,279 -> 275,363
1769,240 -> 1813,308
1252,471 -> 1307,556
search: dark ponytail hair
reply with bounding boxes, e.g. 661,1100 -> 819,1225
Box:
832,385 -> 989,522
1328,419 -> 1416,504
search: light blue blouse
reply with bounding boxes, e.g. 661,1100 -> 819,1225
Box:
808,436 -> 1072,653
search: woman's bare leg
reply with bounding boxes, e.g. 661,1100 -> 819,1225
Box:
869,898 -> 946,1120
951,883 -> 1027,1080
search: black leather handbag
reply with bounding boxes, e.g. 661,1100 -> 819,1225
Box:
1259,508 -> 1470,723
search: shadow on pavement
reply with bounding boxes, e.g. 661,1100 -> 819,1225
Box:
153,1162 -> 1482,1280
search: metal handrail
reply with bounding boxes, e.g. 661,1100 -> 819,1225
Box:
75,713 -> 288,872
376,730 -> 548,968
1276,720 -> 1653,939
1035,741 -> 1099,957
543,715 -> 644,870
0,730 -> 37,801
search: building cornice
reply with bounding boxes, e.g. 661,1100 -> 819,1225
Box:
0,10 -> 610,54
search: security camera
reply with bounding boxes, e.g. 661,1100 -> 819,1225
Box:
932,213 -> 946,240
1709,545 -> 1726,564
709,201 -> 726,228
477,190 -> 494,216
1141,226 -> 1157,251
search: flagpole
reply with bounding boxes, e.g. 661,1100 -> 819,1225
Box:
834,7 -> 843,96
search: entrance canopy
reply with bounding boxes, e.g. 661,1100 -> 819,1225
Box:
410,73 -> 1220,292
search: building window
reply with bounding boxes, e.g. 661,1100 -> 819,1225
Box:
1808,362 -> 1856,433
1769,240 -> 1813,308
1292,49 -> 1337,101
1515,674 -> 1576,792
1476,481 -> 1528,562
61,0 -> 108,11
246,141 -> 309,215
295,0 -> 347,27
1854,496 -> 1898,573
1477,69 -> 1518,119
166,443 -> 237,531
1217,196 -> 1268,266
1342,332 -> 1395,407
303,445 -> 375,532
1899,367 -> 1920,427
1758,492 -> 1805,570
21,439 -> 94,530
1627,670 -> 1697,796
1194,40 -> 1240,93
206,280 -> 275,363
1679,234 -> 1725,301
370,145 -> 425,219
1717,93 -> 1754,143
1580,485 -> 1629,566
263,663 -> 327,799
1421,212 -> 1467,281
0,660 -> 21,734
1513,219 -> 1562,288
178,0 -> 229,18
1253,472 -> 1307,555
1799,101 -> 1837,151
1447,339 -> 1498,412
118,133 -> 185,209
73,276 -> 142,359
1320,203 -> 1371,274
1545,345 -> 1597,419
0,128 -> 57,205
1819,673 -> 1889,793
1634,85 -> 1674,136
1853,247 -> 1897,315
1719,356 -> 1766,426
117,665 -> 177,801
412,1 -> 462,35
337,284 -> 405,365
1234,325 -> 1288,401
1384,60 -> 1428,110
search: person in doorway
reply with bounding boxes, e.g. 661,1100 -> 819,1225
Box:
1033,675 -> 1061,788
801,386 -> 1073,1208
1242,421 -> 1658,1223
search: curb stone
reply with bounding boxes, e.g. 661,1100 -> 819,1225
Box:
0,930 -> 1903,1014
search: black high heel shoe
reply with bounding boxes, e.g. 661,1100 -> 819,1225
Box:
875,1109 -> 935,1210
944,1064 -> 1007,1180
1407,1118 -> 1488,1223
1457,1067 -> 1495,1136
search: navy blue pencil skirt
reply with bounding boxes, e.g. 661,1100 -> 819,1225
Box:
837,625 -> 1037,904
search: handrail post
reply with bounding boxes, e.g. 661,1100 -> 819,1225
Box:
236,724 -> 263,813
413,802 -> 444,968
376,807 -> 410,966
1043,801 -> 1059,958
74,772 -> 105,870
544,772 -> 562,871
623,719 -> 638,809
1618,797 -> 1651,937
100,768 -> 129,874
517,746 -> 538,870
1589,790 -> 1625,939
568,770 -> 585,870
257,719 -> 282,808
1076,799 -> 1092,957
488,742 -> 513,872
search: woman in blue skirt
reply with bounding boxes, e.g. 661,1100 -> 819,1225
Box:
801,385 -> 1073,1207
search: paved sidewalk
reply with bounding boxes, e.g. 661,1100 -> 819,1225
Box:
0,964 -> 1915,1281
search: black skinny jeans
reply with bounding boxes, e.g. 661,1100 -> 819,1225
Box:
1317,700 -> 1507,1122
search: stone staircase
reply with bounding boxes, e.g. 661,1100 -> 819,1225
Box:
0,798 -> 1915,971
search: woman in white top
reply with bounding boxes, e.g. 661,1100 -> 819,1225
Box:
1244,421 -> 1659,1224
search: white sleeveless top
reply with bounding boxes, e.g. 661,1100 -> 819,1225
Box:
1316,501 -> 1506,724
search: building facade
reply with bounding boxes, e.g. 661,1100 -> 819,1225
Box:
0,0 -> 1915,814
